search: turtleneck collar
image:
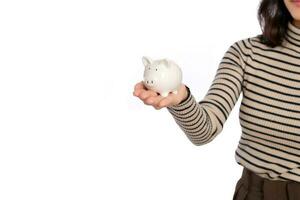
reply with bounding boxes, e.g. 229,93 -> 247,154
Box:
284,20 -> 300,48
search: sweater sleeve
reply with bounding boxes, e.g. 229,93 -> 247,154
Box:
166,41 -> 247,146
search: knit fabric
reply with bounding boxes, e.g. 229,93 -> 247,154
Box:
167,21 -> 300,182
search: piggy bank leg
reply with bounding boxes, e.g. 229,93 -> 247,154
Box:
172,90 -> 178,95
161,92 -> 169,97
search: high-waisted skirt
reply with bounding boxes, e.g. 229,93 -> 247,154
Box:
233,167 -> 300,200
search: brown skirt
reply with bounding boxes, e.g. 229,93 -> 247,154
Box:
233,167 -> 300,200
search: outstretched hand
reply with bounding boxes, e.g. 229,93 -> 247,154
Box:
132,81 -> 188,110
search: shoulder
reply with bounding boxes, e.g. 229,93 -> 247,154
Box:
231,34 -> 262,52
226,34 -> 267,60
232,34 -> 275,52
221,35 -> 261,68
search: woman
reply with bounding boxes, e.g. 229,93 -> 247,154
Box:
133,0 -> 300,199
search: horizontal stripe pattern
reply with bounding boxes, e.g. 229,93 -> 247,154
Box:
167,21 -> 300,182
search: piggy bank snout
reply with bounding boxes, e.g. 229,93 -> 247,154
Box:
144,78 -> 156,87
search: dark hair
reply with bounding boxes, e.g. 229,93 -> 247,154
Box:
257,0 -> 293,48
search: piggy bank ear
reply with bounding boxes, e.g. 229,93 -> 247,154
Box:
142,56 -> 153,67
161,59 -> 170,67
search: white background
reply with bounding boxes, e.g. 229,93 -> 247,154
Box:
0,0 -> 261,199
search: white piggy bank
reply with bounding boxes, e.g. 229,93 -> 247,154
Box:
142,56 -> 182,97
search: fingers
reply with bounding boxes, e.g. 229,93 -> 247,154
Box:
148,93 -> 175,110
134,81 -> 145,91
133,81 -> 158,100
139,90 -> 158,100
133,81 -> 145,96
133,81 -> 179,110
150,95 -> 165,109
157,94 -> 174,107
154,93 -> 176,109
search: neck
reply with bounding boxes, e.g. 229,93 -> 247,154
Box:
282,20 -> 300,49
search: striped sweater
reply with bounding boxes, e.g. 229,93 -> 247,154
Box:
167,21 -> 300,182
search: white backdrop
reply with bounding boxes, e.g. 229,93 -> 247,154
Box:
0,0 -> 261,199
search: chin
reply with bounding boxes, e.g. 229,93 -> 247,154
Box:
285,0 -> 300,20
290,14 -> 300,21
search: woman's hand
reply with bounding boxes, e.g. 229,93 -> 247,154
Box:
132,81 -> 188,110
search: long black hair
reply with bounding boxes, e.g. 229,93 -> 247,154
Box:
257,0 -> 293,47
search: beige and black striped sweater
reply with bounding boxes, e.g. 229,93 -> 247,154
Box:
167,21 -> 300,182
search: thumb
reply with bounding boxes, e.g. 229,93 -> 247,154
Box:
157,93 -> 179,108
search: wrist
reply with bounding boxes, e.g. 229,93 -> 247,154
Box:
177,85 -> 190,105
